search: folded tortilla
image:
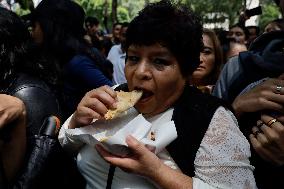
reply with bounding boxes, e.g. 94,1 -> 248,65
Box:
104,90 -> 143,120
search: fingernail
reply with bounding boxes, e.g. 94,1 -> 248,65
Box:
126,135 -> 135,144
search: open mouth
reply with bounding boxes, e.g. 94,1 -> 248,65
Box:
134,87 -> 154,102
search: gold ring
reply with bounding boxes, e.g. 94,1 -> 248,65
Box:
275,85 -> 282,94
267,118 -> 277,127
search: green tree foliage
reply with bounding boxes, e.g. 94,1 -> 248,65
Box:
117,6 -> 130,22
258,2 -> 281,31
13,0 -> 283,32
75,0 -> 132,31
184,0 -> 244,25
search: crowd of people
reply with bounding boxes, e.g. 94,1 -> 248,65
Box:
0,0 -> 283,188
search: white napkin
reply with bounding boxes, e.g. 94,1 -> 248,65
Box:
69,110 -> 177,157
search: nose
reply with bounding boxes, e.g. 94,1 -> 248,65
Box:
200,53 -> 204,63
135,60 -> 152,80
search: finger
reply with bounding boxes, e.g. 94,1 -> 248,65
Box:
126,135 -> 149,156
86,87 -> 117,109
95,144 -> 133,167
145,144 -> 156,153
275,114 -> 284,123
252,127 -> 268,141
76,107 -> 103,119
256,120 -> 265,129
271,79 -> 284,95
85,98 -> 108,116
252,126 -> 271,147
95,144 -> 119,163
249,134 -> 276,162
89,86 -> 117,102
261,114 -> 277,127
259,98 -> 284,113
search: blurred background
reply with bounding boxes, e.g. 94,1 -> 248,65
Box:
1,0 -> 281,36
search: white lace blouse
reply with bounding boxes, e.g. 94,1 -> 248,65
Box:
59,106 -> 257,189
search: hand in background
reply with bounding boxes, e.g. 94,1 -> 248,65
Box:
250,114 -> 284,165
232,76 -> 284,118
0,94 -> 26,129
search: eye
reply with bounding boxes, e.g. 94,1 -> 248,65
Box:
153,58 -> 168,65
126,55 -> 139,64
202,48 -> 212,55
236,32 -> 243,36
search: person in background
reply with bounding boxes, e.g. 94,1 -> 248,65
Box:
227,32 -> 284,189
84,16 -> 102,49
107,22 -> 129,85
212,1 -> 284,186
111,22 -> 122,45
0,7 -> 84,189
59,1 -> 257,188
226,23 -> 249,46
190,28 -> 223,94
246,25 -> 260,46
225,40 -> 247,61
30,0 -> 113,119
264,18 -> 284,33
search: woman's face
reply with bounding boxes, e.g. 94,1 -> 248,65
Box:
31,22 -> 44,44
125,43 -> 186,117
113,24 -> 122,39
192,34 -> 215,84
227,26 -> 246,44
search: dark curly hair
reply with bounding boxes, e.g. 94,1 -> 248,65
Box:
125,0 -> 203,77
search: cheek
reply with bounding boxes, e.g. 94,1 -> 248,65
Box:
124,64 -> 134,83
155,74 -> 185,100
202,55 -> 215,72
206,56 -> 215,71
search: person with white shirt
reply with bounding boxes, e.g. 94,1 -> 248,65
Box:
59,1 -> 257,188
107,22 -> 129,85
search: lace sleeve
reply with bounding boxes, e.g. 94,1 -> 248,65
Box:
194,106 -> 257,189
58,115 -> 85,155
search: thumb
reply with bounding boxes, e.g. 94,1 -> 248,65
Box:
125,135 -> 147,156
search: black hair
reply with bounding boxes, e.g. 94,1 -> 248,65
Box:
85,16 -> 100,27
31,0 -> 86,61
120,22 -> 129,29
0,7 -> 30,83
125,0 -> 203,77
30,0 -> 111,84
229,23 -> 250,40
113,22 -> 122,28
246,25 -> 260,36
265,18 -> 284,31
